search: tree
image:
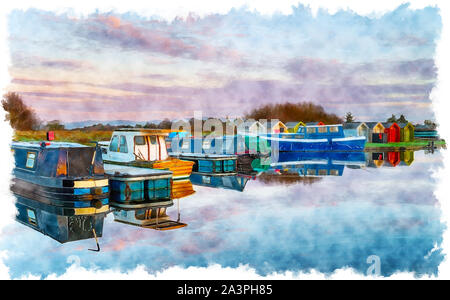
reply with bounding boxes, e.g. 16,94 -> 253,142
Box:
345,112 -> 355,123
387,114 -> 397,123
158,118 -> 172,129
46,120 -> 65,130
245,102 -> 342,124
1,92 -> 40,130
144,122 -> 158,129
424,120 -> 437,129
397,114 -> 408,123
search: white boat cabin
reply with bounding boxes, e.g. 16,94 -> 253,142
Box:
101,129 -> 170,163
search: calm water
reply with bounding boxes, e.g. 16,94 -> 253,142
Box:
0,150 -> 445,278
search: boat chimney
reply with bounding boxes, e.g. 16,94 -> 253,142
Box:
47,131 -> 55,141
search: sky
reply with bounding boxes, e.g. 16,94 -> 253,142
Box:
5,3 -> 442,123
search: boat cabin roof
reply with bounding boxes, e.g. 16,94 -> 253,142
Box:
12,141 -> 89,149
104,163 -> 172,179
113,128 -> 172,136
304,124 -> 342,128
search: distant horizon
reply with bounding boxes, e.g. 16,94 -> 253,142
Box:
59,115 -> 435,128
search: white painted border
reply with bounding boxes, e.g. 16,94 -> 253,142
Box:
0,0 -> 449,280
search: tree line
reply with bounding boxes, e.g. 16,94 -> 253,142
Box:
2,92 -> 437,131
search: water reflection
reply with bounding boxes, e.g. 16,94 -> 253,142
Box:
1,149 -> 445,278
113,199 -> 187,231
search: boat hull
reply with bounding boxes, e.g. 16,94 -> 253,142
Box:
262,136 -> 366,152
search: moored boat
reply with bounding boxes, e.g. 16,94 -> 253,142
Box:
11,141 -> 109,243
259,124 -> 366,152
104,164 -> 173,209
100,129 -> 194,180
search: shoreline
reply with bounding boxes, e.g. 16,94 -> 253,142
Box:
364,140 -> 446,151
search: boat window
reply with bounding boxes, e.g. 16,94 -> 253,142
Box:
119,136 -> 128,153
318,127 -> 327,133
149,136 -> 157,145
135,136 -> 146,146
329,126 -> 339,133
181,140 -> 189,149
25,152 -> 36,169
306,127 -> 316,134
135,209 -> 147,220
307,169 -> 316,175
297,127 -> 305,133
109,135 -> 119,152
202,176 -> 211,184
27,209 -> 37,226
318,169 -> 328,176
330,169 -> 339,176
67,147 -> 104,177
203,140 -> 211,149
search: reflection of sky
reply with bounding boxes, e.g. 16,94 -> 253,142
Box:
0,150 -> 444,278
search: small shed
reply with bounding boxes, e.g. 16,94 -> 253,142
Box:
398,122 -> 415,142
343,122 -> 369,140
365,122 -> 385,143
382,122 -> 401,143
285,121 -> 306,133
237,120 -> 266,135
267,121 -> 288,133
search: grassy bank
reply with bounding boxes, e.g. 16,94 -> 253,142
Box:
365,140 -> 446,149
14,130 -> 113,145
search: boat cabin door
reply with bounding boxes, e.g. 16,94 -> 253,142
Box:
134,135 -> 169,161
148,136 -> 159,161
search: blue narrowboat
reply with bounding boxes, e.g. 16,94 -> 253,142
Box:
259,124 -> 366,152
11,141 -> 109,243
169,153 -> 237,174
168,135 -> 247,155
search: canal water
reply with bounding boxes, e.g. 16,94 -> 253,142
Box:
0,150 -> 445,278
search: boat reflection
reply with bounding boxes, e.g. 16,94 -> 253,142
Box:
11,142 -> 109,245
255,151 -> 366,176
15,195 -> 106,244
189,173 -> 250,191
113,199 -> 187,230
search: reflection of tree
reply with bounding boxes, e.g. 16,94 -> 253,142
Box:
256,173 -> 322,185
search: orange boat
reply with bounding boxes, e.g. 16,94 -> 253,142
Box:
100,129 -> 194,180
